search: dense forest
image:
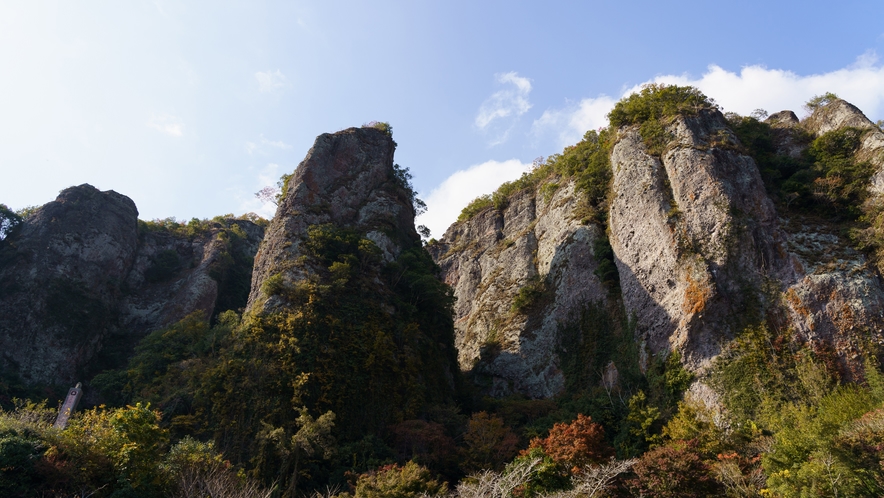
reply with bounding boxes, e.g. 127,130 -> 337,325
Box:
3,86 -> 884,497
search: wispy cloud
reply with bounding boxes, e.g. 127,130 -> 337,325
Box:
255,69 -> 288,92
246,134 -> 292,155
533,51 -> 884,148
475,72 -> 532,145
146,113 -> 184,137
416,159 -> 530,238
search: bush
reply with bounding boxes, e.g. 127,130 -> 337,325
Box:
608,84 -> 717,157
0,203 -> 23,242
0,427 -> 45,496
608,84 -> 716,128
349,461 -> 447,498
627,439 -> 721,498
804,92 -> 840,114
363,121 -> 393,138
511,276 -> 548,314
458,129 -> 613,225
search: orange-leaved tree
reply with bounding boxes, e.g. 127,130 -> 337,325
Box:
527,414 -> 613,472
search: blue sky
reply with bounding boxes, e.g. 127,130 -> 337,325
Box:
2,1 -> 884,237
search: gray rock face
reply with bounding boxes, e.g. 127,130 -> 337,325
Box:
765,110 -> 808,159
119,219 -> 264,337
431,100 -> 884,398
781,216 -> 884,362
0,185 -> 139,385
429,181 -> 611,398
0,185 -> 264,386
609,110 -> 795,370
247,127 -> 418,314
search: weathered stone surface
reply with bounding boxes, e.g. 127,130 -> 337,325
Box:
766,110 -> 808,159
609,109 -> 796,371
247,127 -> 418,314
0,185 -> 139,385
120,219 -> 264,336
766,110 -> 799,129
0,185 -> 263,386
430,181 -> 611,398
779,217 -> 884,373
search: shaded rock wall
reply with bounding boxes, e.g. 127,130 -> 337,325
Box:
247,127 -> 417,314
0,185 -> 263,386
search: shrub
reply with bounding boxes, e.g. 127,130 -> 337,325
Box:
55,403 -> 169,491
363,121 -> 393,138
389,419 -> 456,472
608,84 -> 716,128
608,84 -> 717,157
458,129 -> 613,225
350,461 -> 447,498
627,439 -> 721,498
507,447 -> 569,497
511,276 -> 548,314
144,249 -> 181,283
0,203 -> 22,242
804,92 -> 840,114
0,427 -> 45,496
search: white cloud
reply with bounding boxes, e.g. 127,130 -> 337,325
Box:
255,69 -> 287,92
246,134 -> 292,155
635,52 -> 884,119
475,72 -> 532,145
146,113 -> 184,137
416,159 -> 530,238
533,52 -> 884,148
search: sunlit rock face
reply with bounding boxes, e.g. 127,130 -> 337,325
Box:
436,100 -> 884,398
430,181 -> 612,398
608,109 -> 795,371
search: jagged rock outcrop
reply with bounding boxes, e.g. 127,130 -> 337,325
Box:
773,101 -> 884,365
437,98 -> 884,398
429,182 -> 611,398
0,184 -> 263,386
244,126 -> 461,436
608,109 -> 796,370
247,127 -> 418,314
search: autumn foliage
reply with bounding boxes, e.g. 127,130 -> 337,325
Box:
526,414 -> 613,472
459,412 -> 520,473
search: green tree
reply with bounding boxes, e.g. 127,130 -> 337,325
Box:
256,408 -> 335,497
0,204 -> 22,242
348,461 -> 447,498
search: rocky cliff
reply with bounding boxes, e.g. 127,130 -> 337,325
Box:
243,125 -> 461,438
429,181 -> 612,398
434,93 -> 884,398
0,184 -> 264,387
247,126 -> 417,314
608,109 -> 795,370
